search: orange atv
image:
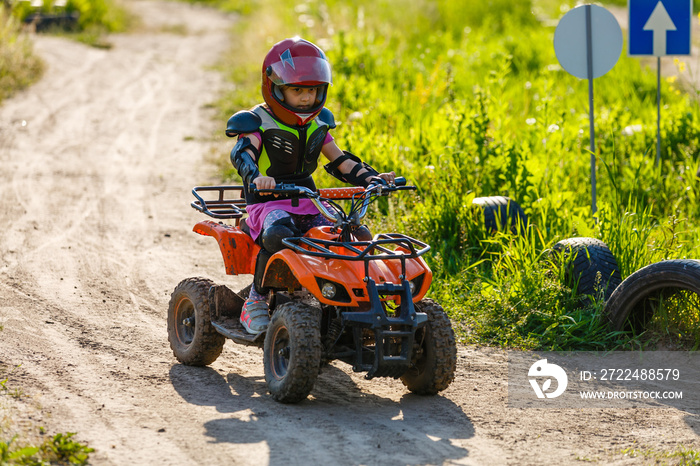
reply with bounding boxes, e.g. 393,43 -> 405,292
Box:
167,178 -> 457,403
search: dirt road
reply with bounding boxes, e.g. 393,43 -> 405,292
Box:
0,2 -> 698,464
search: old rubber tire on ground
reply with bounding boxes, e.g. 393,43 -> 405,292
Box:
604,259 -> 700,338
264,302 -> 322,403
168,277 -> 225,366
401,299 -> 457,395
472,196 -> 527,233
552,237 -> 622,301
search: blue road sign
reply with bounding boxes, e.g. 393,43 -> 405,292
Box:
629,0 -> 691,56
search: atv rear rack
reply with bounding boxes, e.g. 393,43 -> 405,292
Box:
191,185 -> 369,220
191,185 -> 247,220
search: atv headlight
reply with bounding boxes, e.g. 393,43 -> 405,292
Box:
408,274 -> 425,296
321,281 -> 337,299
315,278 -> 351,303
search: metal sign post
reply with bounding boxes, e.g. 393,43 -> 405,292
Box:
554,4 -> 622,215
657,56 -> 661,166
629,0 -> 692,166
585,6 -> 597,214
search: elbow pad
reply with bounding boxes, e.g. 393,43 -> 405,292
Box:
230,136 -> 261,184
324,151 -> 380,187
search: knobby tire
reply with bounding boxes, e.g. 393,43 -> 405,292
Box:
401,299 -> 457,395
168,277 -> 225,366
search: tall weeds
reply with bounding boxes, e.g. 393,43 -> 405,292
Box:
0,7 -> 44,103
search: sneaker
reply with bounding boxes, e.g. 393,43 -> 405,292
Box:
240,299 -> 270,335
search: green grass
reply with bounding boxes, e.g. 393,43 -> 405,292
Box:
9,0 -> 130,32
1,360 -> 93,464
1,0 -> 131,104
0,330 -> 93,465
0,432 -> 93,465
212,0 -> 700,350
8,0 -> 132,48
0,7 -> 44,103
618,445 -> 700,465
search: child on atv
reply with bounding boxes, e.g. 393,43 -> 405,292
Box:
225,37 -> 396,334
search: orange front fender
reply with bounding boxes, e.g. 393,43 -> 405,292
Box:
193,221 -> 260,275
261,248 -> 432,307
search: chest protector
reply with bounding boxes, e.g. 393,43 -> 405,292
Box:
245,105 -> 334,205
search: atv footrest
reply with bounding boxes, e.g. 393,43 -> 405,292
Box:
211,319 -> 265,348
208,284 -> 265,347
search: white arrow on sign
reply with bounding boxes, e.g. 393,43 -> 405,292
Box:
643,1 -> 677,56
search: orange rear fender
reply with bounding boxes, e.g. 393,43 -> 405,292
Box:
193,220 -> 260,275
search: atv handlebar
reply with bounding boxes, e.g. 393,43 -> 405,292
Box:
190,178 -> 414,224
252,177 -> 413,223
251,176 -> 407,194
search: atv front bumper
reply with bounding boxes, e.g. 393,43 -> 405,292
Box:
341,277 -> 428,379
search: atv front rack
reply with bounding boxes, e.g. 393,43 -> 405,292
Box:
282,234 -> 429,276
283,233 -> 429,279
191,185 -> 247,220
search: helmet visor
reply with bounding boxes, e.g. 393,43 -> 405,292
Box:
267,56 -> 332,86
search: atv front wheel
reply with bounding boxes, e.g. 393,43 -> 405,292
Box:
263,302 -> 322,403
168,277 -> 225,366
401,299 -> 457,395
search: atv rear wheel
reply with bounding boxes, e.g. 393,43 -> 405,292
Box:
263,302 -> 322,403
168,277 -> 225,366
401,299 -> 457,395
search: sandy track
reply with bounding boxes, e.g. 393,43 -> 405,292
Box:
0,2 -> 698,465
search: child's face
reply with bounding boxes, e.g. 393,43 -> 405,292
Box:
281,86 -> 319,110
